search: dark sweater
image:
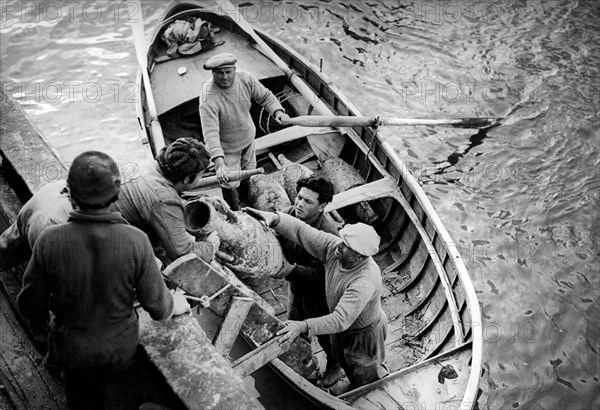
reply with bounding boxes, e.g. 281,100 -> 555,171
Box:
281,207 -> 339,295
17,210 -> 173,369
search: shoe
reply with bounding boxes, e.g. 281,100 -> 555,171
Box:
319,362 -> 344,388
329,378 -> 354,396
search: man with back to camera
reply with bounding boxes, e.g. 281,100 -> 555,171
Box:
199,52 -> 291,211
274,176 -> 345,387
17,150 -> 190,409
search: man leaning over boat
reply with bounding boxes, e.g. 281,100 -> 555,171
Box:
0,137 -> 219,273
199,52 -> 290,211
111,137 -> 218,266
273,176 -> 345,388
243,207 -> 389,396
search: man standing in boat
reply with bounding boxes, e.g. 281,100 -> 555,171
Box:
199,52 -> 290,211
243,207 -> 388,395
273,176 -> 344,387
17,151 -> 190,409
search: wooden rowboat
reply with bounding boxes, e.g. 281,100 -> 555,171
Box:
136,1 -> 484,408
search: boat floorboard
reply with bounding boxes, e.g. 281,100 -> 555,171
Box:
342,344 -> 471,409
0,172 -> 67,409
0,287 -> 67,409
151,23 -> 285,115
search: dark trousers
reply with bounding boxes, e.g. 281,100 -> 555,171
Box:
331,314 -> 389,387
288,290 -> 337,365
0,222 -> 31,271
63,356 -> 139,410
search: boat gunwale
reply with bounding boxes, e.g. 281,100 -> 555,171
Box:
137,2 -> 483,408
257,23 -> 483,408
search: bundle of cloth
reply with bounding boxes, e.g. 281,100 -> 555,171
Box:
162,17 -> 218,58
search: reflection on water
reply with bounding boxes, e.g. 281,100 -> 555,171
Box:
1,1 -> 599,409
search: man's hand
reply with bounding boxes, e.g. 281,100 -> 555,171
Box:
276,320 -> 308,346
214,158 -> 231,188
272,257 -> 295,279
172,291 -> 191,316
275,111 -> 291,125
205,231 -> 220,254
242,207 -> 279,227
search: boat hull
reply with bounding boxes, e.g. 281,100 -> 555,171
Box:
138,2 -> 483,408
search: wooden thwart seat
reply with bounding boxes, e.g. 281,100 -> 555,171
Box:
255,125 -> 338,155
213,296 -> 255,356
325,177 -> 400,212
164,254 -> 315,378
232,335 -> 290,378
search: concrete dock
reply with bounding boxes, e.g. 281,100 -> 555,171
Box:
0,82 -> 261,409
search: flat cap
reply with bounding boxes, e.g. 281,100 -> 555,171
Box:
67,151 -> 121,205
203,52 -> 237,70
339,223 -> 381,257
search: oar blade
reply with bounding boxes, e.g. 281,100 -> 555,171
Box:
449,118 -> 497,129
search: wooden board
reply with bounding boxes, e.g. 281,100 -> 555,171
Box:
342,342 -> 472,409
0,287 -> 67,409
150,27 -> 284,115
165,254 -> 316,378
325,177 -> 399,213
213,296 -> 254,356
138,310 -> 261,409
255,125 -> 339,155
232,335 -> 290,378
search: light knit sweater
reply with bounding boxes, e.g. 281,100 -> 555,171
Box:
199,70 -> 284,161
274,213 -> 386,337
111,160 -> 214,264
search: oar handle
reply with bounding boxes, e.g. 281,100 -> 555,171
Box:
182,168 -> 265,197
289,116 -> 377,128
380,117 -> 499,128
288,115 -> 501,129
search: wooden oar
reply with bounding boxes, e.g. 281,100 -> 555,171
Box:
218,0 -> 331,115
288,115 -> 502,129
182,167 -> 265,197
129,0 -> 166,153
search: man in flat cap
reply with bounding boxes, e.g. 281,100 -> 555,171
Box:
243,207 -> 388,395
199,52 -> 290,210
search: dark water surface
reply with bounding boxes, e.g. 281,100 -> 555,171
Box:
1,1 -> 599,409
